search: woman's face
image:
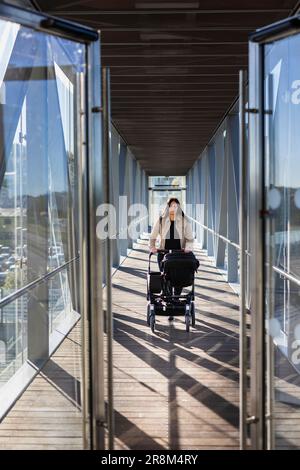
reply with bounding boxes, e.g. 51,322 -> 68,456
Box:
169,201 -> 178,218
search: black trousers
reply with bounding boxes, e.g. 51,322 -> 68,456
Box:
157,252 -> 182,296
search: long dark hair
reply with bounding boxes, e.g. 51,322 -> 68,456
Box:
166,197 -> 185,217
167,197 -> 180,207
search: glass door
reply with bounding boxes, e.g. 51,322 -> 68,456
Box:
0,4 -> 105,450
250,17 -> 300,450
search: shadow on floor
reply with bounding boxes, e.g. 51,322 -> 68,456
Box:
40,359 -> 81,409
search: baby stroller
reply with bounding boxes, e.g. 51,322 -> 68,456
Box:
147,249 -> 200,333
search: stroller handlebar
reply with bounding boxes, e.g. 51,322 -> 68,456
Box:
148,248 -> 185,273
157,249 -> 184,253
149,248 -> 185,259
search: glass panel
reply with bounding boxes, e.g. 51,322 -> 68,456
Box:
0,259 -> 80,388
0,293 -> 28,387
0,19 -> 84,298
264,33 -> 300,449
49,262 -> 79,335
0,18 -> 86,447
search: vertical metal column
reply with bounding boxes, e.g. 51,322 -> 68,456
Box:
248,41 -> 265,450
87,37 -> 106,451
102,66 -> 114,450
239,69 -> 248,449
26,67 -> 49,366
77,70 -> 91,450
265,73 -> 275,450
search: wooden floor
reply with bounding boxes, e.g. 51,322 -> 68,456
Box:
0,324 -> 83,450
1,238 -> 300,449
274,349 -> 300,449
108,239 -> 240,450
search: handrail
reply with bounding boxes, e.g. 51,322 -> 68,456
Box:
272,265 -> 300,287
0,255 -> 79,310
188,216 -> 241,250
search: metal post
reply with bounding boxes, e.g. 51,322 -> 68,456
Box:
239,69 -> 248,450
87,36 -> 106,451
102,66 -> 114,450
248,42 -> 265,450
77,70 -> 91,450
265,73 -> 275,451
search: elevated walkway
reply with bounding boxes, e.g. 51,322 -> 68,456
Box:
0,325 -> 82,450
0,238 -> 241,450
110,239 -> 240,450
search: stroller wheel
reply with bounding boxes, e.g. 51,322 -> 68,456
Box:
185,314 -> 190,332
147,303 -> 151,326
150,314 -> 155,333
191,301 -> 195,327
185,305 -> 190,332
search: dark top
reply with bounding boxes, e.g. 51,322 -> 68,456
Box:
165,220 -> 181,250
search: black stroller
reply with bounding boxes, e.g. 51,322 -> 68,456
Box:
147,249 -> 199,333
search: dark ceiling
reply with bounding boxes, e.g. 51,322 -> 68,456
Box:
35,0 -> 299,175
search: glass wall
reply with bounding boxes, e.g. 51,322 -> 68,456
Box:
185,112 -> 241,288
148,176 -> 186,226
0,18 -> 84,393
264,32 -> 300,449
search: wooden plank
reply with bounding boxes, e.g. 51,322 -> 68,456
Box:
0,321 -> 83,450
105,239 -> 240,450
3,238 -> 299,450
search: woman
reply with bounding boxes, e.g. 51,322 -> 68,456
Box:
149,197 -> 194,274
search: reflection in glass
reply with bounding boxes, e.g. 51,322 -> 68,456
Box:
264,34 -> 300,449
0,261 -> 79,388
0,293 -> 27,387
0,18 -> 84,387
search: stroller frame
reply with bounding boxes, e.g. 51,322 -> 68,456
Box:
147,249 -> 196,332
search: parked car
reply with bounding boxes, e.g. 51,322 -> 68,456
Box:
0,246 -> 11,255
0,272 -> 7,286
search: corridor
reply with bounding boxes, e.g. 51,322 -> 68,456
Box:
0,237 -> 240,450
1,0 -> 300,452
109,238 -> 240,450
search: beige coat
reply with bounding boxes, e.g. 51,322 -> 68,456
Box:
149,205 -> 194,251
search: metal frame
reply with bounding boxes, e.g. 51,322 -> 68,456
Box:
250,14 -> 300,44
239,69 -> 248,450
77,67 -> 91,450
44,9 -> 292,16
84,35 -> 107,451
0,2 -> 98,42
0,2 -> 101,450
247,39 -> 265,450
249,13 -> 300,450
102,66 -> 114,450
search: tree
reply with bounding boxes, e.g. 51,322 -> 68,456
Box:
3,271 -> 16,290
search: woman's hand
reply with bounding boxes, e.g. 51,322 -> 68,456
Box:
150,247 -> 158,254
184,249 -> 191,253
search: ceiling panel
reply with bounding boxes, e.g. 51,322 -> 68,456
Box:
37,0 -> 299,175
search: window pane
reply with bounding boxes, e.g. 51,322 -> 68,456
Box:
0,19 -> 84,397
0,19 -> 84,298
264,33 -> 300,450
